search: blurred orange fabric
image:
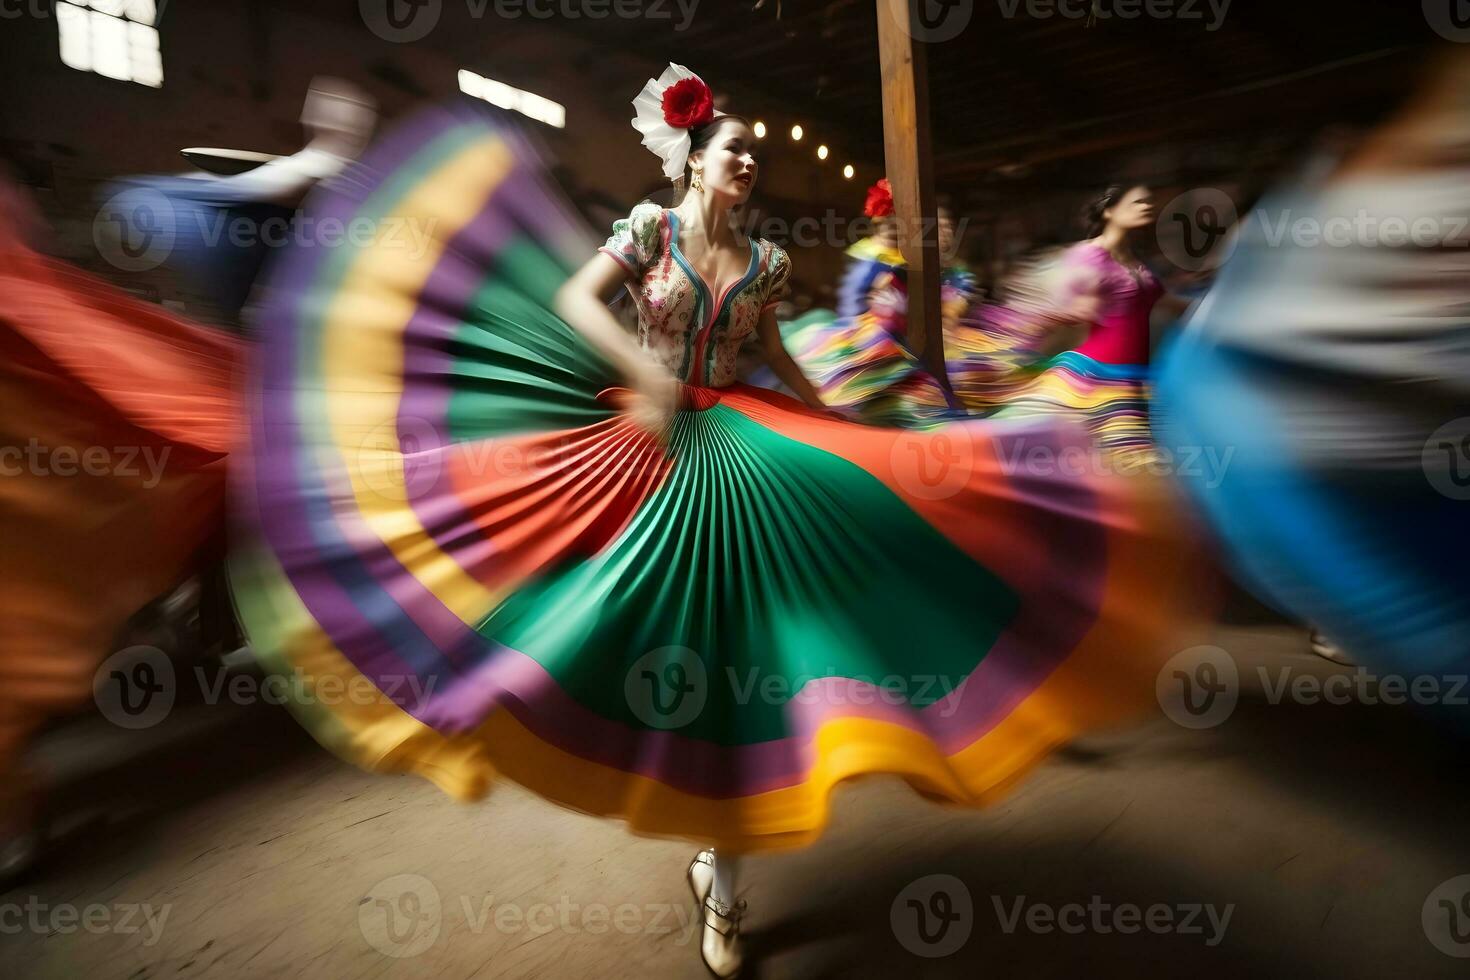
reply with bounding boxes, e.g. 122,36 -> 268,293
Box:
0,197 -> 242,814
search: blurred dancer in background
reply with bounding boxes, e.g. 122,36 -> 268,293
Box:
778,178 -> 973,425
232,64 -> 1208,978
1157,49 -> 1470,680
102,77 -> 377,330
945,182 -> 1212,472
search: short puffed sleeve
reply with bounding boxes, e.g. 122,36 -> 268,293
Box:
599,201 -> 665,277
760,242 -> 792,313
1058,242 -> 1109,301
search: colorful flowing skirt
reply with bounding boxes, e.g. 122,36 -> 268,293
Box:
0,212 -> 239,808
781,308 -> 960,427
232,103 -> 1210,851
985,352 -> 1156,468
944,304 -> 1059,407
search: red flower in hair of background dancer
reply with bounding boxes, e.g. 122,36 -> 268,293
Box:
661,78 -> 715,129
864,178 -> 894,219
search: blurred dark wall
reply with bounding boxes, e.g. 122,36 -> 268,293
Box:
0,0 -> 861,294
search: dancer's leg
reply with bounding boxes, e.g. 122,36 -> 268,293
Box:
699,848 -> 745,977
710,849 -> 740,907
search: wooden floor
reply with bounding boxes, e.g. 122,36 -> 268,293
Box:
7,626 -> 1470,979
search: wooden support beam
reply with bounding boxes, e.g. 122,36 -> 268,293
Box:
875,0 -> 948,388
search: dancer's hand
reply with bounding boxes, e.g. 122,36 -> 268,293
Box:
555,255 -> 682,444
628,364 -> 679,440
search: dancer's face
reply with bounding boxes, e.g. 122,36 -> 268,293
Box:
691,119 -> 758,204
1105,185 -> 1155,231
937,208 -> 956,259
873,216 -> 899,248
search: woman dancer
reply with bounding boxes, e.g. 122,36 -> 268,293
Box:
965,185 -> 1175,467
987,191 -> 1170,467
232,65 -> 1208,977
778,179 -> 974,426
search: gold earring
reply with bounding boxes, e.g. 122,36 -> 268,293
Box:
691,168 -> 704,193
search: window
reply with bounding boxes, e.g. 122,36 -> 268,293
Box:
458,70 -> 565,129
58,0 -> 163,88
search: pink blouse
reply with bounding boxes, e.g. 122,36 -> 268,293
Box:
600,202 -> 791,387
1060,242 -> 1163,366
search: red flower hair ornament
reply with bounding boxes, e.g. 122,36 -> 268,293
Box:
864,178 -> 895,219
661,77 -> 715,130
631,63 -> 725,184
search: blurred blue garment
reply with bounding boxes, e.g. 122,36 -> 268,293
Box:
1157,175 -> 1470,682
102,174 -> 295,328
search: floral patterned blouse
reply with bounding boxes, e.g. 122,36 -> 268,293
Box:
600,201 -> 791,387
